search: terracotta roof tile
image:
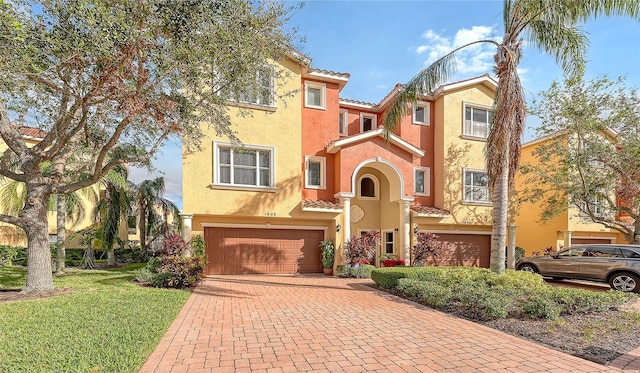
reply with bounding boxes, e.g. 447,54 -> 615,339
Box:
302,199 -> 343,210
411,205 -> 450,216
19,127 -> 47,139
339,98 -> 378,107
309,68 -> 351,79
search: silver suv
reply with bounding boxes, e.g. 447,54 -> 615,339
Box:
516,244 -> 640,292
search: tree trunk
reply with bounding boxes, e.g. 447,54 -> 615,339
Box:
56,194 -> 66,275
490,159 -> 508,274
139,210 -> 147,252
21,185 -> 54,293
107,249 -> 115,266
81,246 -> 100,270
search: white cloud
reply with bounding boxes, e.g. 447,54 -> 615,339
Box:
415,26 -> 501,76
375,84 -> 387,89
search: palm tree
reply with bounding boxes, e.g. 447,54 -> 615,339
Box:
93,164 -> 131,266
130,177 -> 180,252
383,0 -> 639,274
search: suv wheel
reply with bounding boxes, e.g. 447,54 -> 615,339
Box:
609,272 -> 640,293
518,264 -> 538,273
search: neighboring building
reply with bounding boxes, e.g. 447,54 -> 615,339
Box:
515,131 -> 626,256
181,53 -> 498,275
0,127 -> 128,248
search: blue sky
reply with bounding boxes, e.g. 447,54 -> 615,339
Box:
131,0 -> 640,209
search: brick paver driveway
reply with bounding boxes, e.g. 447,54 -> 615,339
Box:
140,275 -> 634,373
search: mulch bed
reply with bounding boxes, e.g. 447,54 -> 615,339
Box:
372,284 -> 640,365
0,288 -> 74,303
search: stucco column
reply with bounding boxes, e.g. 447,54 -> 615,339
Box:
563,230 -> 573,249
400,200 -> 411,266
507,225 -> 517,269
341,197 -> 351,265
180,213 -> 194,256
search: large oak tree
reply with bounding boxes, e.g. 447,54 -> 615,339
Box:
0,0 -> 301,292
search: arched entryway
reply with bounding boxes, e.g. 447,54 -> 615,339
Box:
336,158 -> 413,266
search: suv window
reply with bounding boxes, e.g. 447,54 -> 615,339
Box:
557,247 -> 586,257
621,248 -> 640,258
584,246 -> 623,258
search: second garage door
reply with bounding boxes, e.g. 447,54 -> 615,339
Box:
571,238 -> 613,245
205,227 -> 324,275
429,233 -> 491,268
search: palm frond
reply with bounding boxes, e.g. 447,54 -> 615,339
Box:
526,20 -> 588,76
382,40 -> 499,133
0,180 -> 25,215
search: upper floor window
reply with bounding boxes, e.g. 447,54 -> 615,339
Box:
579,193 -> 609,218
414,167 -> 430,196
358,174 -> 379,199
339,109 -> 348,136
463,103 -> 492,139
214,142 -> 274,189
226,67 -> 274,107
412,102 -> 430,125
464,169 -> 490,204
361,113 -> 377,133
579,139 -> 605,168
305,82 -> 326,109
305,156 -> 326,189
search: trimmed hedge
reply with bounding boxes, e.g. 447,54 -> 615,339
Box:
371,266 -> 637,320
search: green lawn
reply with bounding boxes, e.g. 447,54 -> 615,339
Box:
0,264 -> 191,373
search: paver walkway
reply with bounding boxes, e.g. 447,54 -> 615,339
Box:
140,275 -> 638,373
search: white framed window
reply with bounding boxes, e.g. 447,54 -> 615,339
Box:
358,174 -> 379,200
214,142 -> 275,189
383,231 -> 395,255
412,102 -> 430,125
48,234 -> 57,244
579,193 -> 609,218
463,169 -> 490,204
579,139 -> 605,168
305,156 -> 326,189
414,167 -> 430,196
305,81 -> 326,109
226,67 -> 275,107
339,109 -> 349,136
360,113 -> 377,133
463,103 -> 493,139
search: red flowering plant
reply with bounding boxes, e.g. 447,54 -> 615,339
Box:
413,232 -> 445,266
345,230 -> 380,266
383,259 -> 406,267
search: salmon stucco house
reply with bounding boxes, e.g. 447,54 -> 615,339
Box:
181,55 -> 498,275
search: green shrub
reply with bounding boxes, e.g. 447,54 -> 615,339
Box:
489,269 -> 548,292
548,287 -> 632,314
481,293 -> 511,319
371,267 -> 415,288
522,291 -> 562,320
351,264 -> 375,278
397,278 -> 452,309
0,245 -> 20,266
336,264 -> 350,277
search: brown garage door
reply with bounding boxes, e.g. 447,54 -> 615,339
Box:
571,238 -> 613,245
204,227 -> 324,274
428,233 -> 491,268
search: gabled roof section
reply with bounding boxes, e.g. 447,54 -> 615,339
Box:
326,128 -> 425,157
304,68 -> 350,89
522,128 -> 620,149
411,205 -> 451,217
340,74 -> 497,113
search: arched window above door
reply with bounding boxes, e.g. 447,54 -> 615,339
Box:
358,174 -> 379,200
